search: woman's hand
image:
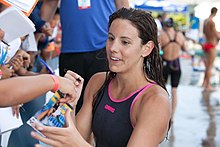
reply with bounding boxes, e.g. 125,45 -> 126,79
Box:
58,70 -> 84,104
31,109 -> 91,147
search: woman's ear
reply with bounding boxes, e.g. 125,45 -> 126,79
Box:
142,41 -> 154,57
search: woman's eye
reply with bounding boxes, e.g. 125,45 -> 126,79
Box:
122,40 -> 130,45
108,36 -> 114,41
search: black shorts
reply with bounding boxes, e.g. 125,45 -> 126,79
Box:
59,48 -> 107,113
163,58 -> 181,88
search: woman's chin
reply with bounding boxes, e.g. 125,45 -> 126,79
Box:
109,66 -> 119,73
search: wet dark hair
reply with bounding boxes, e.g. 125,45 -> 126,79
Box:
93,7 -> 167,110
211,7 -> 218,15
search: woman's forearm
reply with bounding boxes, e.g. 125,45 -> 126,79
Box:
0,74 -> 55,107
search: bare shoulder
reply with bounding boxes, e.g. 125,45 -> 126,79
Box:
88,72 -> 106,88
159,30 -> 166,37
158,30 -> 167,44
177,31 -> 186,42
142,84 -> 169,105
137,85 -> 171,117
83,72 -> 107,102
177,31 -> 185,38
131,84 -> 171,144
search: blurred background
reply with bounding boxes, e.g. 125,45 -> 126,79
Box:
129,0 -> 220,147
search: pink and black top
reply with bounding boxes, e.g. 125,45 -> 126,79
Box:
92,80 -> 155,147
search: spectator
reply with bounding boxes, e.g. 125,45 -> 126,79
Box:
186,12 -> 200,43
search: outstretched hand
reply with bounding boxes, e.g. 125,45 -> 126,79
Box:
58,70 -> 84,105
31,109 -> 90,147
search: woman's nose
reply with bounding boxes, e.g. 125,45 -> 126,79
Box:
109,41 -> 119,52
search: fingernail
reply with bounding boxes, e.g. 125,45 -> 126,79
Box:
31,131 -> 35,137
74,81 -> 79,85
38,127 -> 43,131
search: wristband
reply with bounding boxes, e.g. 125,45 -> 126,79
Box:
50,75 -> 59,92
0,69 -> 2,80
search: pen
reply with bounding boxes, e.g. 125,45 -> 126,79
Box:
76,77 -> 81,82
39,57 -> 54,74
66,102 -> 74,110
57,89 -> 66,98
1,40 -> 10,47
19,104 -> 26,112
64,69 -> 81,82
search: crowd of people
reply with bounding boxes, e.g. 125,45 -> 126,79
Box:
0,0 -> 219,146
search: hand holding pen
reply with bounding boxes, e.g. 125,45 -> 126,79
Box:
39,58 -> 84,104
59,70 -> 84,105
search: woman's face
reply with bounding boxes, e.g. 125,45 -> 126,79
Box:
106,19 -> 145,73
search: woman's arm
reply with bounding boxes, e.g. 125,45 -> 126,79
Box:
127,86 -> 171,147
0,73 -> 80,107
76,72 -> 106,141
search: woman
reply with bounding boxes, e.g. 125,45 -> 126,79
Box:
32,8 -> 171,147
159,17 -> 188,121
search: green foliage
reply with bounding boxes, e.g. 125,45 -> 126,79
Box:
153,12 -> 188,31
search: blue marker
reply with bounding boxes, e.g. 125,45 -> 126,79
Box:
39,57 -> 55,74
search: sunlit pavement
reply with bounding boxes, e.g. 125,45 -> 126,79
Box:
159,58 -> 220,147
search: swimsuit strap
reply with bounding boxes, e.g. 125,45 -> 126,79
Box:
161,30 -> 182,49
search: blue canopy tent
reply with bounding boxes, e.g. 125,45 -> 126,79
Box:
134,0 -> 188,13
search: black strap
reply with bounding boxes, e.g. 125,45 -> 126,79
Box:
161,30 -> 182,49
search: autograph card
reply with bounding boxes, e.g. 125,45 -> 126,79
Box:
27,92 -> 73,132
